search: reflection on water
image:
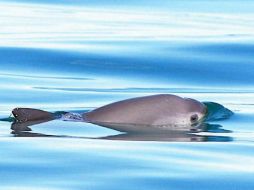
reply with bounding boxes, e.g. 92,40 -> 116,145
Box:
9,117 -> 233,142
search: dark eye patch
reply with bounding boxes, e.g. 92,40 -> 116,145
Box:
190,114 -> 198,123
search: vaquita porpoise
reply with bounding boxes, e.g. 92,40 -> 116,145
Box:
11,94 -> 208,131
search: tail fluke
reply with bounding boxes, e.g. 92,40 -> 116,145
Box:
12,108 -> 55,122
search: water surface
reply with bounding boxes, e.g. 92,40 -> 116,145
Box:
0,0 -> 254,189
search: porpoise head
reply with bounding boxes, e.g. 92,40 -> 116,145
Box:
184,98 -> 207,126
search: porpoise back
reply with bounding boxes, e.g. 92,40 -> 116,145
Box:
83,94 -> 207,128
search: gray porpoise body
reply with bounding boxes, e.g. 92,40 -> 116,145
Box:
83,94 -> 207,129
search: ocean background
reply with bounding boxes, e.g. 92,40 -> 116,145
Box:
0,0 -> 254,189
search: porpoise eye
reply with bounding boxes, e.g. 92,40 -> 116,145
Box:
190,114 -> 198,123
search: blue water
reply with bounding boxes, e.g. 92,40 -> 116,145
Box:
0,0 -> 254,189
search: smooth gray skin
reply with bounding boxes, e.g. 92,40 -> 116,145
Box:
83,94 -> 207,130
